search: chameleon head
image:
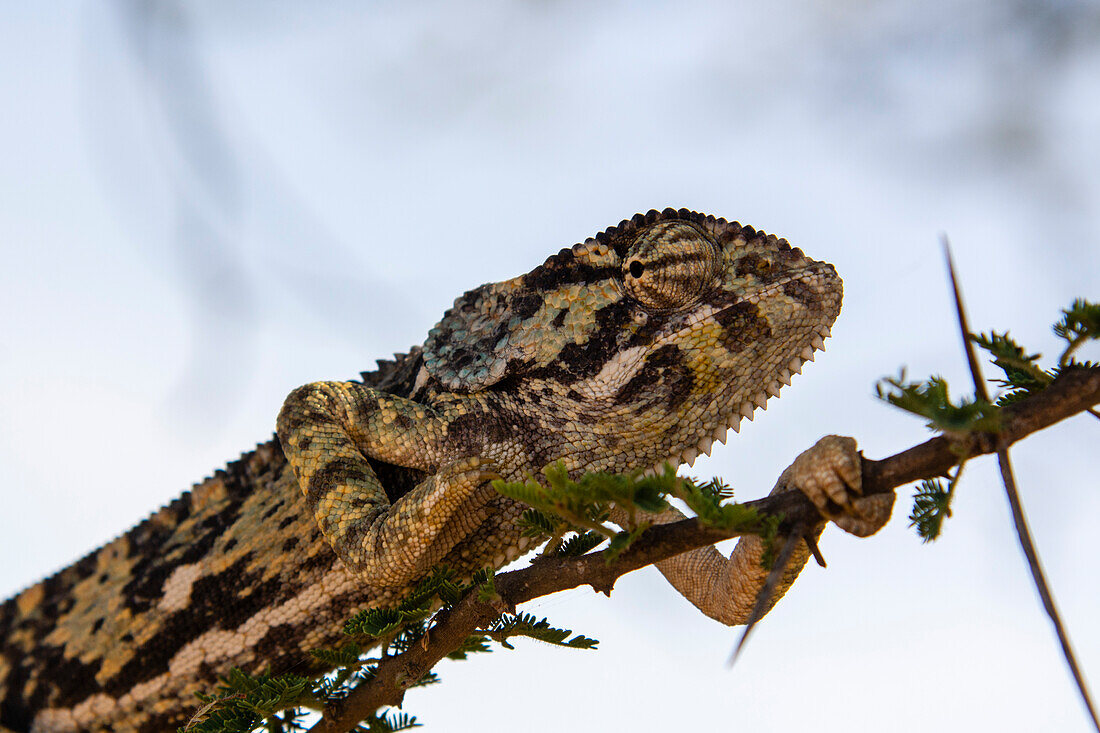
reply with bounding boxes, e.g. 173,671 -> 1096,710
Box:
422,208 -> 841,473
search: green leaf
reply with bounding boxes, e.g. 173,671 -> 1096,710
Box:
876,371 -> 1001,434
309,643 -> 362,670
674,477 -> 761,533
473,567 -> 499,603
401,566 -> 461,610
343,608 -> 409,638
484,612 -> 598,651
516,508 -> 558,537
1054,298 -> 1100,364
971,330 -> 1051,403
407,672 -> 441,689
496,463 -> 761,564
181,669 -> 315,733
909,479 -> 954,542
447,634 -> 493,660
387,620 -> 428,655
356,711 -> 420,732
555,531 -> 606,557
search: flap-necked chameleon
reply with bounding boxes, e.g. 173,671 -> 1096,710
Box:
0,209 -> 890,732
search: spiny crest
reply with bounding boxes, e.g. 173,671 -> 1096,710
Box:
359,349 -> 424,395
589,207 -> 795,262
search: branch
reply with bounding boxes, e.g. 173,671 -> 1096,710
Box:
310,364 -> 1100,732
859,364 -> 1100,498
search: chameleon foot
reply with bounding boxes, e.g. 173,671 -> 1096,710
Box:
782,435 -> 894,538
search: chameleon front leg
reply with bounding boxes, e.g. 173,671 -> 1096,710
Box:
276,381 -> 499,587
622,436 -> 895,626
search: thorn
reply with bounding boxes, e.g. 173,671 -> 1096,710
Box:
942,236 -> 989,404
753,393 -> 768,410
944,235 -> 1100,728
804,533 -> 827,568
728,528 -> 805,668
810,335 -> 825,351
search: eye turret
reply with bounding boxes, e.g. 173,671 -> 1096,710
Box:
622,221 -> 722,312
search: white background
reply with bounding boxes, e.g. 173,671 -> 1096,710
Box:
1,2 -> 1098,731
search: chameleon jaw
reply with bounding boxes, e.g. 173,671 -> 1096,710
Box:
648,322 -> 833,473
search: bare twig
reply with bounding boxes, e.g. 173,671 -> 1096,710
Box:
944,239 -> 1098,731
309,364 -> 1100,732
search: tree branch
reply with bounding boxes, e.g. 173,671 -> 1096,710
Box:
310,365 -> 1100,733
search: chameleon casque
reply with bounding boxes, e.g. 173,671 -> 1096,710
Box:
0,208 -> 892,732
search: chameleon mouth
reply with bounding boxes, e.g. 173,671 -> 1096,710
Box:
647,318 -> 834,474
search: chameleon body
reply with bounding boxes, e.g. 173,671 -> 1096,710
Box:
0,209 -> 889,732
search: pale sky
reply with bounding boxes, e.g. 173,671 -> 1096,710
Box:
1,2 -> 1098,731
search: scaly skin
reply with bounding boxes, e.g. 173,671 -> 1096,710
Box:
0,209 -> 890,733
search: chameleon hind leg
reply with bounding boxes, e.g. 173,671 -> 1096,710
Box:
277,381 -> 499,587
616,435 -> 894,625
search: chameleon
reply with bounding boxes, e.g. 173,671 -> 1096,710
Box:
0,208 -> 893,732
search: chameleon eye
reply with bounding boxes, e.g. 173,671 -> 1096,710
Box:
622,221 -> 721,312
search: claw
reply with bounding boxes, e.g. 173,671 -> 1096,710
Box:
803,533 -> 827,568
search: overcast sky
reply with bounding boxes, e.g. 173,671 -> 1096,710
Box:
1,2 -> 1098,731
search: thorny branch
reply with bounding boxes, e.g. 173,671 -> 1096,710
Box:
309,365 -> 1100,733
944,241 -> 1097,732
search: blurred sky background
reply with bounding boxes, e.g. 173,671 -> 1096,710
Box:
1,1 -> 1099,731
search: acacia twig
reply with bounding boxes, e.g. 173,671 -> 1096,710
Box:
944,240 -> 1098,731
309,365 -> 1100,733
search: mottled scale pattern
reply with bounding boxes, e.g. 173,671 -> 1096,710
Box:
1,208 -> 883,732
